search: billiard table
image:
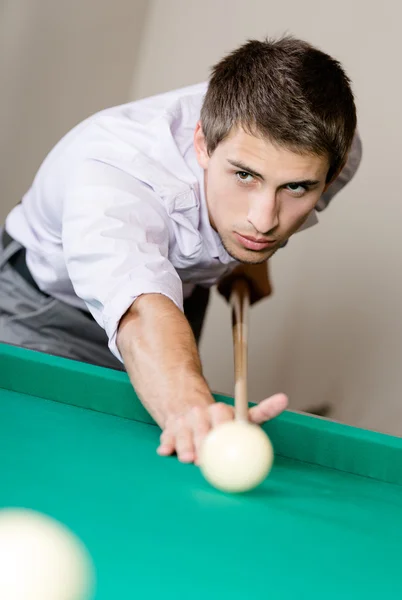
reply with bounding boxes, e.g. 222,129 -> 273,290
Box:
0,342 -> 401,599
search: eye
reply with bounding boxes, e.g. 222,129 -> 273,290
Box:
285,183 -> 308,196
236,171 -> 254,184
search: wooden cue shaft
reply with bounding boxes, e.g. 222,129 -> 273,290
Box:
229,279 -> 250,422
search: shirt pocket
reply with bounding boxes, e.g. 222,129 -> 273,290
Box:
165,189 -> 203,265
127,153 -> 204,267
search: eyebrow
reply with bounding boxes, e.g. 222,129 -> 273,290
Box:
227,160 -> 320,186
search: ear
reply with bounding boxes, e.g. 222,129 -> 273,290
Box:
193,121 -> 210,169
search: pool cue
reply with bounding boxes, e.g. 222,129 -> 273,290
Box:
230,278 -> 250,422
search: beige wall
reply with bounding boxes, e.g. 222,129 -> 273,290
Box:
131,0 -> 402,435
0,0 -> 149,221
2,0 -> 401,435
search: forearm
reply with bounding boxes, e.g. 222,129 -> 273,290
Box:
116,293 -> 214,428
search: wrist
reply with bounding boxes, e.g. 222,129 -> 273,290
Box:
156,377 -> 215,428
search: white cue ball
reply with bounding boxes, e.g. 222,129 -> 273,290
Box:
0,508 -> 94,600
200,421 -> 274,493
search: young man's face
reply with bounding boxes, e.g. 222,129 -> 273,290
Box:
194,123 -> 330,264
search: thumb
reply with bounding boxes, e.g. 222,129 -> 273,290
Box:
249,393 -> 288,424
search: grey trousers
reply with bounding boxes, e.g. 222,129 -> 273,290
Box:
0,229 -> 210,370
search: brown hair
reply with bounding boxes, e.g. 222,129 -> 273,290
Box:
200,36 -> 357,182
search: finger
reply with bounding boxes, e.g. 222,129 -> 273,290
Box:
249,393 -> 288,424
190,407 -> 212,466
157,429 -> 176,456
175,422 -> 196,464
209,402 -> 234,428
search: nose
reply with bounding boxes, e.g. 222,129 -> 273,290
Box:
247,191 -> 279,235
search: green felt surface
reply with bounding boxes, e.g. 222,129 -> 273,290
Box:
1,344 -> 402,598
1,389 -> 402,599
1,343 -> 402,485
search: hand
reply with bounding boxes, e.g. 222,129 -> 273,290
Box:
217,262 -> 272,306
157,393 -> 288,464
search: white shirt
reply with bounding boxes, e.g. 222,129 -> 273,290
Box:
5,82 -> 362,360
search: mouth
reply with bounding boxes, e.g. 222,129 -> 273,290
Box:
234,232 -> 278,252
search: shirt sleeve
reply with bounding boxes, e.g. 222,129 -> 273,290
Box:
316,129 -> 363,211
62,158 -> 183,361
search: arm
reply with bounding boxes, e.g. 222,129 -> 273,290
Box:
117,292 -> 214,429
117,291 -> 287,464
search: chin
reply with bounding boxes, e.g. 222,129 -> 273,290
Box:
237,250 -> 277,265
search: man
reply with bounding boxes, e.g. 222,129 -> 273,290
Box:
0,37 -> 361,463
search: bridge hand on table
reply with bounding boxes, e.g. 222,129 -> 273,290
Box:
157,393 -> 288,464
